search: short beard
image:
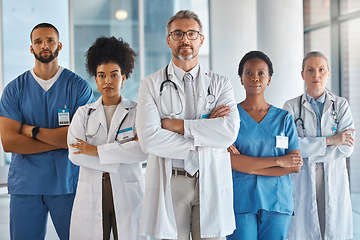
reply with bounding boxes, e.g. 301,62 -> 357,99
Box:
174,44 -> 197,61
174,53 -> 194,61
33,46 -> 59,63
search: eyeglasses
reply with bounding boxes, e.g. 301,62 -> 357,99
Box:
168,30 -> 201,41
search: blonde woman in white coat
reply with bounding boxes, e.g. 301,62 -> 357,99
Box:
283,51 -> 355,240
68,37 -> 148,240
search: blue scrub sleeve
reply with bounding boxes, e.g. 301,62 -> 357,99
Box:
285,113 -> 299,153
74,77 -> 95,111
0,81 -> 22,122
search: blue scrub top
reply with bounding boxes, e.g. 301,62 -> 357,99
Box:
0,69 -> 94,195
232,104 -> 299,215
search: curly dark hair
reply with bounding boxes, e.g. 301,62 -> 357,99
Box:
86,36 -> 136,79
238,50 -> 274,77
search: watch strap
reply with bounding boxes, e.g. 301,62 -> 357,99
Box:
32,126 -> 40,140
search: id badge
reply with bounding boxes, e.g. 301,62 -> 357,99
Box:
58,108 -> 70,126
200,110 -> 211,119
117,127 -> 135,141
276,133 -> 288,149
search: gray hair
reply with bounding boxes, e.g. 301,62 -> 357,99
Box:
166,10 -> 203,35
302,51 -> 330,71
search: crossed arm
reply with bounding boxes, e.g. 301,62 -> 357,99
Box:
161,105 -> 231,134
228,145 -> 302,177
0,116 -> 67,154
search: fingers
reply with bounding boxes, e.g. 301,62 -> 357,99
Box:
209,105 -> 231,119
70,138 -> 87,150
75,138 -> 86,143
278,154 -> 303,167
227,145 -> 240,154
345,135 -> 355,146
288,154 -> 303,166
342,129 -> 355,134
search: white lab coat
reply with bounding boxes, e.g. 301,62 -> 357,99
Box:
136,61 -> 240,239
283,91 -> 354,240
68,96 -> 148,240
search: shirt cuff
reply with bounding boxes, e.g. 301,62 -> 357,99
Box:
184,119 -> 193,139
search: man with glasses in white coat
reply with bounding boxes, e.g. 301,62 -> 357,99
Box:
136,10 -> 240,240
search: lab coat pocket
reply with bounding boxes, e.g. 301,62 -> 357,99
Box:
213,152 -> 233,189
329,168 -> 349,201
72,181 -> 93,220
125,181 -> 144,218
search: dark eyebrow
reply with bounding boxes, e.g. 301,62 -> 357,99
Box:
33,37 -> 54,41
97,70 -> 119,74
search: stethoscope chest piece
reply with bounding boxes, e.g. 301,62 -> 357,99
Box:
206,94 -> 215,104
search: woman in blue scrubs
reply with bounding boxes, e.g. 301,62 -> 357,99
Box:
227,51 -> 303,240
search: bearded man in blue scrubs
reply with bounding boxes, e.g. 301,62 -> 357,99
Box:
0,23 -> 94,240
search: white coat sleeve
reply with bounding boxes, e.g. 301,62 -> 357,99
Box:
184,77 -> 240,148
136,78 -> 195,159
283,99 -> 354,163
67,107 -> 119,173
97,140 -> 148,165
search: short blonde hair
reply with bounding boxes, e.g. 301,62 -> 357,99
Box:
302,51 -> 330,71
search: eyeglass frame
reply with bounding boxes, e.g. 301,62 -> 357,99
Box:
167,30 -> 202,41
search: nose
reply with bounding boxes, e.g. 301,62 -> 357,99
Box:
180,32 -> 190,43
42,41 -> 49,49
105,77 -> 111,84
314,70 -> 320,78
251,75 -> 259,81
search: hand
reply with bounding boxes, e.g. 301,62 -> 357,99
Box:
276,153 -> 303,168
20,124 -> 35,138
133,134 -> 138,142
161,119 -> 184,135
69,138 -> 98,156
209,105 -> 231,119
227,145 -> 240,154
326,129 -> 355,147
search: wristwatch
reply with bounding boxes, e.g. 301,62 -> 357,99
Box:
32,126 -> 40,140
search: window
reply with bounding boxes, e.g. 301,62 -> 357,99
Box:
73,0 -> 209,101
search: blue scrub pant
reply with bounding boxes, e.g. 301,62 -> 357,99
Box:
227,210 -> 291,240
10,193 -> 75,240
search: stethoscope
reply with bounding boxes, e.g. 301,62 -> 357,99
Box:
294,95 -> 339,132
85,108 -> 129,141
159,65 -> 216,117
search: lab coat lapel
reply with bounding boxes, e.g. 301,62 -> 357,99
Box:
301,93 -> 315,115
167,61 -> 186,119
107,97 -> 133,143
87,97 -> 107,136
323,90 -> 335,115
196,65 -> 211,117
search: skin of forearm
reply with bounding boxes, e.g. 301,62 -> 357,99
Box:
2,133 -> 58,154
250,166 -> 301,177
230,154 -> 279,173
36,127 -> 69,149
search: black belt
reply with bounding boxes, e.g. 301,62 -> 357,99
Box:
172,169 -> 198,178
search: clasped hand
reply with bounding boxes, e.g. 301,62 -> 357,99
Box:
326,129 -> 355,147
69,138 -> 98,156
